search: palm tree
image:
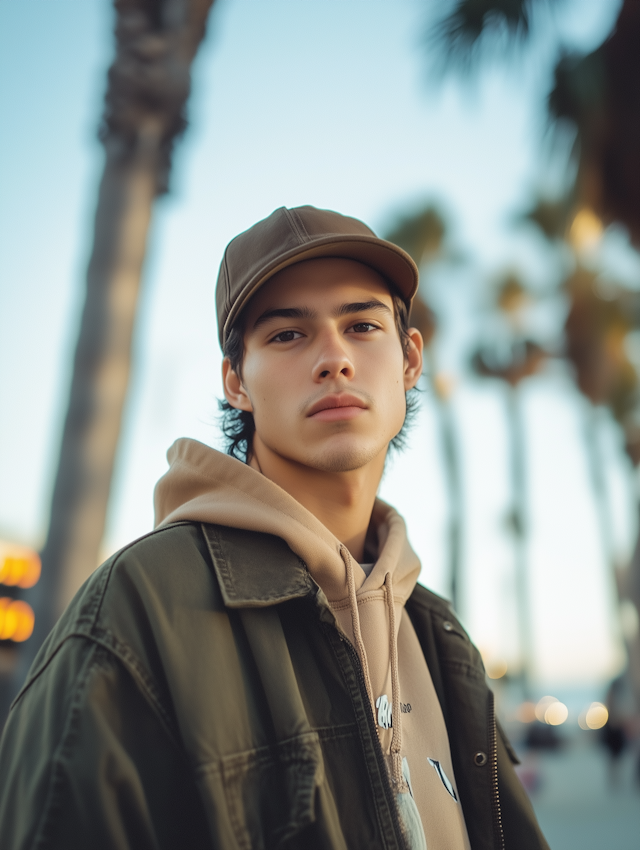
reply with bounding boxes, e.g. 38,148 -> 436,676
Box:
562,263 -> 640,710
548,1 -> 640,246
472,276 -> 546,697
521,188 -> 640,707
430,0 -> 640,719
546,0 -> 640,725
384,205 -> 466,612
432,0 -> 640,241
10,0 -> 217,709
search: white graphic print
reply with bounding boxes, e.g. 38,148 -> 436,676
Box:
376,694 -> 392,729
402,757 -> 415,798
376,694 -> 412,729
427,758 -> 458,801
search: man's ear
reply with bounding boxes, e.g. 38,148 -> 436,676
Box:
222,357 -> 254,412
403,328 -> 424,391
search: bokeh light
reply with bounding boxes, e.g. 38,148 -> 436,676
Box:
578,702 -> 609,730
535,696 -> 559,723
569,208 -> 603,253
544,701 -> 569,726
0,542 -> 41,589
0,598 -> 35,642
515,701 -> 537,723
486,659 -> 508,680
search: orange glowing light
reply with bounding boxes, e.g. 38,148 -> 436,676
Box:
0,542 -> 41,589
0,598 -> 35,642
569,208 -> 603,251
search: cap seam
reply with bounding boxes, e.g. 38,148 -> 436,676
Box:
289,208 -> 311,241
283,207 -> 307,243
222,250 -> 231,319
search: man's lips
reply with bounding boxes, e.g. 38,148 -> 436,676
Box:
307,394 -> 368,422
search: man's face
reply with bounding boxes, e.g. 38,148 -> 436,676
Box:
223,257 -> 423,473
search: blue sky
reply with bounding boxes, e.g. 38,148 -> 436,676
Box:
0,0 -> 632,684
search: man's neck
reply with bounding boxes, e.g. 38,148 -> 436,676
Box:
249,438 -> 385,563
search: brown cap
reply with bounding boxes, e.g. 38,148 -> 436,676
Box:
216,205 -> 419,346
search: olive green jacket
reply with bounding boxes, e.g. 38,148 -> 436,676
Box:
0,522 -> 549,850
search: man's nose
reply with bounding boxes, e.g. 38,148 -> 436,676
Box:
312,330 -> 355,381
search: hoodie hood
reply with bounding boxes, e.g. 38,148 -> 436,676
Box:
154,438 -> 420,605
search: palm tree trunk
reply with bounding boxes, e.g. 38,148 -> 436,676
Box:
31,130 -> 160,644
582,404 -> 626,637
507,385 -> 533,699
4,0 -> 216,716
426,350 -> 464,611
583,405 -> 616,572
624,519 -> 640,713
583,405 -> 640,707
440,397 -> 463,611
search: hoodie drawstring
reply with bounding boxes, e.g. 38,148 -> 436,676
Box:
340,546 -> 405,791
341,546 -> 375,711
384,570 -> 403,787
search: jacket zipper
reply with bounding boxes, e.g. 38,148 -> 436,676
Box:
329,626 -> 408,850
488,691 -> 505,850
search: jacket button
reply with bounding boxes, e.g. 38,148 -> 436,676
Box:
443,621 -> 453,632
474,751 -> 488,767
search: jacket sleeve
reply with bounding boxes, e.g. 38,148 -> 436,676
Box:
0,637 -> 212,850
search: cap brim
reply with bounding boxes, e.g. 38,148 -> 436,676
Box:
222,234 -> 418,344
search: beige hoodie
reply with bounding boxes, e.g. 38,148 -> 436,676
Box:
155,438 -> 470,850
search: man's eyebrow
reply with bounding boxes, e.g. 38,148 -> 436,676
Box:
334,300 -> 392,317
252,306 -> 317,330
251,299 -> 391,331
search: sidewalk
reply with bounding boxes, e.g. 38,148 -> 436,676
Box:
525,737 -> 640,850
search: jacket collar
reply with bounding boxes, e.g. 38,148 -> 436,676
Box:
202,523 -> 315,607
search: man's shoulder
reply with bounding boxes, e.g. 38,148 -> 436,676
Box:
109,519 -> 206,567
23,523 -> 211,663
407,582 -> 475,643
407,583 -> 486,686
91,521 -> 212,610
95,521 -> 291,588
20,522 -> 285,705
112,521 -> 294,568
93,521 -> 296,605
27,523 -> 231,655
59,521 -> 301,634
408,581 -> 456,620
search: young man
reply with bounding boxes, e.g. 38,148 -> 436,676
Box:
0,206 -> 549,850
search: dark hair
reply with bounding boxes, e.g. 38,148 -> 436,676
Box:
218,292 -> 420,462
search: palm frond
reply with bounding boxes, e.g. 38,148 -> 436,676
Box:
517,195 -> 574,241
384,204 -> 447,267
547,49 -> 605,128
427,0 -> 541,75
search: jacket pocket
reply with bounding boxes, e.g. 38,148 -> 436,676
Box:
220,732 -> 324,850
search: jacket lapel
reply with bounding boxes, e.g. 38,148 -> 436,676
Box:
202,523 -> 314,608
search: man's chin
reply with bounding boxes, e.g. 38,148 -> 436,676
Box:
257,433 -> 388,474
304,442 -> 384,473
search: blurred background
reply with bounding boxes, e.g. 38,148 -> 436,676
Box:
2,0 -> 640,845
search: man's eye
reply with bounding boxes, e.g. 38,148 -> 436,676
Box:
271,330 -> 301,343
350,322 -> 377,333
